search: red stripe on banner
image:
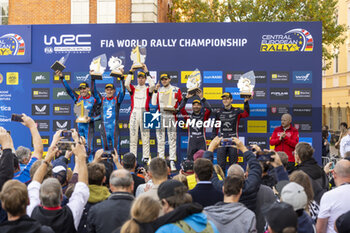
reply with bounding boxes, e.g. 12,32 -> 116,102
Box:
305,32 -> 309,36
20,43 -> 24,47
17,37 -> 22,40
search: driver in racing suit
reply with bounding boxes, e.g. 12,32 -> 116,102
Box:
177,89 -> 212,161
213,92 -> 250,171
125,64 -> 155,161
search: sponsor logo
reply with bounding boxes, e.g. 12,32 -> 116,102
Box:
32,104 -> 49,115
224,71 -> 244,83
0,73 -> 4,84
53,104 -> 71,115
181,70 -> 200,84
95,73 -> 113,84
260,28 -> 314,52
53,120 -> 71,131
143,111 -> 161,129
41,136 -> 50,147
0,105 -> 11,111
270,104 -> 289,116
269,121 -> 281,133
106,107 -> 112,119
203,71 -> 223,84
53,72 -> 70,83
254,88 -> 267,100
32,88 -> 50,99
32,72 -> 50,84
120,136 -> 130,149
0,115 -> 11,124
294,122 -> 312,132
247,120 -> 267,133
44,34 -> 91,54
254,71 -> 267,83
74,72 -> 89,82
247,137 -> 268,150
6,72 -> 19,85
299,137 -> 313,146
159,71 -> 178,83
293,71 -> 312,84
118,121 -> 129,129
203,87 -> 223,100
270,72 -> 289,83
53,88 -> 70,100
225,87 -> 242,100
120,106 -> 131,115
238,121 -> 246,133
0,90 -> 11,101
293,88 -> 312,99
270,88 -> 289,100
250,104 -> 267,117
181,136 -> 188,149
292,104 -> 312,116
0,33 -> 26,56
35,120 -> 50,131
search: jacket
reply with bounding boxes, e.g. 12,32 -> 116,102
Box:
156,213 -> 219,233
296,158 -> 328,204
254,185 -> 276,233
188,182 -> 223,207
204,202 -> 256,233
297,211 -> 316,233
87,192 -> 134,233
0,215 -> 54,233
270,125 -> 299,162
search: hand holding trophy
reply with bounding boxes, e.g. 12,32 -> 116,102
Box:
237,71 -> 255,99
51,53 -> 70,72
130,46 -> 146,70
186,69 -> 201,95
90,54 -> 107,80
109,52 -> 125,79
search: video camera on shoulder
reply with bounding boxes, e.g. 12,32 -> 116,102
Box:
256,151 -> 275,162
220,138 -> 235,147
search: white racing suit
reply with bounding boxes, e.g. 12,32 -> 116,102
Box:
152,85 -> 183,160
126,73 -> 155,159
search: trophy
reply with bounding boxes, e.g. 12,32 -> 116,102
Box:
130,46 -> 146,69
237,71 -> 256,98
108,52 -> 125,78
89,54 -> 107,80
186,69 -> 201,95
51,53 -> 69,71
74,100 -> 90,123
160,88 -> 177,112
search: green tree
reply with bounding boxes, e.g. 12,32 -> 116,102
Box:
169,0 -> 346,70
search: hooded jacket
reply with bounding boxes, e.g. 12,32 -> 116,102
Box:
0,215 -> 54,233
204,202 -> 257,233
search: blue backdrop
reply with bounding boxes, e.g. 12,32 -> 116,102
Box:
0,22 -> 322,164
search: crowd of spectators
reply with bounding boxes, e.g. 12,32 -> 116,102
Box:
0,114 -> 350,233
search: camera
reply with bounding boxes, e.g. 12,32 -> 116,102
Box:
61,130 -> 72,139
256,151 -> 275,162
102,150 -> 115,158
11,114 -> 23,122
220,138 -> 235,147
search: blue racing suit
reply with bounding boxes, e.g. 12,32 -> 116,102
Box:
92,78 -> 125,152
60,78 -> 99,158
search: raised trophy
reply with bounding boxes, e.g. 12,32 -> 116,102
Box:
74,100 -> 90,123
130,46 -> 146,69
51,53 -> 70,71
160,88 -> 177,112
108,52 -> 125,78
237,70 -> 255,98
186,69 -> 201,95
90,54 -> 107,80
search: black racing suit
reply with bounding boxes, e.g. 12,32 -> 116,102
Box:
177,97 -> 212,160
213,101 -> 250,171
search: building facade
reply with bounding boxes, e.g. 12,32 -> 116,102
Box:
0,0 -> 170,25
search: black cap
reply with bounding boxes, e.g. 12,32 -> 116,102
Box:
158,180 -> 185,200
221,92 -> 232,99
79,82 -> 89,89
180,159 -> 194,172
264,202 -> 297,233
336,211 -> 350,233
160,73 -> 170,80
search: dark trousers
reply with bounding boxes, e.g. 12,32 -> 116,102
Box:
187,137 -> 207,160
217,146 -> 238,172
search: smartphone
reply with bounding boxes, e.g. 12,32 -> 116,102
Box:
256,151 -> 275,162
220,138 -> 235,147
61,130 -> 72,139
102,150 -> 115,158
11,114 -> 23,122
330,162 -> 335,170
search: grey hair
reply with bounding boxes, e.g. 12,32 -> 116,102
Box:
227,164 -> 244,178
109,169 -> 133,188
40,178 -> 62,207
16,146 -> 31,163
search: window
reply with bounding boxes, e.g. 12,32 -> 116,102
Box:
334,55 -> 339,74
0,0 -> 8,25
329,107 -> 333,130
97,0 -> 116,24
71,0 -> 89,24
338,106 -> 342,128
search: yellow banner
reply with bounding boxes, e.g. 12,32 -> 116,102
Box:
203,87 -> 223,100
247,120 -> 267,133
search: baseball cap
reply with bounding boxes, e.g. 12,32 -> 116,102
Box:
138,71 -> 146,77
52,165 -> 67,185
193,150 -> 205,161
264,202 -> 298,233
105,83 -> 115,89
221,92 -> 232,99
192,99 -> 201,105
336,210 -> 350,233
281,182 -> 307,211
180,159 -> 194,172
160,73 -> 170,80
158,179 -> 185,200
79,82 -> 89,89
